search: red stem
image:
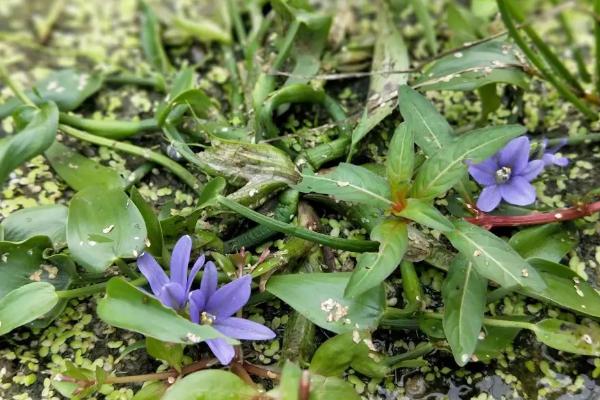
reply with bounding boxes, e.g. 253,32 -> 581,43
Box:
465,201 -> 600,228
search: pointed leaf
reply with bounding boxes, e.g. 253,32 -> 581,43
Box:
445,220 -> 546,290
295,163 -> 392,209
345,219 -> 408,297
140,0 -> 172,74
97,278 -> 229,345
267,273 -> 385,334
386,123 -> 414,195
398,85 -> 453,156
0,282 -> 58,335
442,255 -> 487,366
412,124 -> 526,199
395,199 -> 453,232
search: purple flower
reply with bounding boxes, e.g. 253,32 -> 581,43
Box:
137,235 -> 205,310
468,136 -> 544,212
540,138 -> 569,167
189,263 -> 276,365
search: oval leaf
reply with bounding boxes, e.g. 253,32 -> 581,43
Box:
0,282 -> 58,335
162,370 -> 257,400
67,186 -> 147,273
533,319 -> 600,356
1,204 -> 67,247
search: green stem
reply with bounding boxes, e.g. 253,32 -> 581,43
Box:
115,259 -> 139,280
544,133 -> 600,146
556,9 -> 591,82
124,162 -> 154,190
0,64 -> 36,108
497,0 -> 597,120
226,0 -> 247,45
223,45 -> 245,122
386,342 -> 434,368
105,73 -> 166,91
35,0 -> 66,43
60,113 -> 158,139
217,195 -> 379,252
56,277 -> 147,299
59,124 -> 204,195
423,312 -> 534,330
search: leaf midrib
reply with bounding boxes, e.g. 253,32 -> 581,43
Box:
304,174 -> 393,206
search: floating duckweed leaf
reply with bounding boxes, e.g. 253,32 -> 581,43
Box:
45,141 -> 125,191
267,273 -> 385,334
67,186 -> 147,273
413,39 -> 529,91
97,278 -> 229,345
0,282 -> 58,335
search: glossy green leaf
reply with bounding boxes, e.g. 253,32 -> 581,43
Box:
1,204 -> 67,247
295,163 -> 392,209
130,188 -> 164,257
310,331 -> 388,378
398,85 -> 453,156
0,101 -> 58,183
145,337 -> 184,370
132,382 -> 168,400
413,39 -> 528,91
395,199 -> 454,232
267,273 -> 385,334
386,123 -> 414,195
445,220 -> 546,291
521,259 -> 600,318
346,219 -> 408,297
66,186 -> 147,273
156,89 -> 212,126
140,0 -> 172,74
412,124 -> 526,199
533,319 -> 600,356
162,370 -> 257,400
0,236 -> 71,298
45,141 -> 124,191
348,6 -> 409,155
509,223 -> 577,262
97,278 -> 229,345
474,324 -> 523,362
309,374 -> 362,400
442,255 -> 487,366
0,282 -> 58,335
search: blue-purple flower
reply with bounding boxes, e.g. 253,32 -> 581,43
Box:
137,235 -> 205,310
468,136 -> 544,212
540,138 -> 569,167
189,262 -> 276,365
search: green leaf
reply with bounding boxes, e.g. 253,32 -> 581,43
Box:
442,255 -> 487,366
140,0 -> 172,74
412,124 -> 526,199
533,319 -> 600,356
445,3 -> 485,48
132,382 -> 168,400
413,39 -> 529,91
295,163 -> 392,209
156,89 -> 212,127
521,259 -> 600,318
478,84 -> 501,121
346,219 -> 408,297
45,141 -> 125,191
386,123 -> 414,195
267,273 -> 385,334
445,220 -> 546,291
398,85 -> 453,156
161,370 -> 257,400
0,282 -> 58,335
145,337 -> 184,370
409,0 -> 438,54
474,322 -> 524,362
1,204 -> 67,247
348,6 -> 409,155
275,361 -> 303,400
0,236 -> 72,298
0,101 -> 58,183
66,186 -> 147,273
509,223 -> 577,262
309,374 -> 362,400
395,199 -> 454,232
130,188 -> 164,257
310,332 -> 388,378
97,278 -> 230,345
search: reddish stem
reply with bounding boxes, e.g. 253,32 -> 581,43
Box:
465,201 -> 600,228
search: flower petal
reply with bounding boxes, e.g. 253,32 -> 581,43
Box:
206,338 -> 235,365
499,176 -> 537,206
520,159 -> 544,181
468,157 -> 498,186
215,317 -> 276,340
201,261 -> 219,300
189,289 -> 206,324
186,254 -> 206,294
170,235 -> 192,288
206,275 -> 252,319
157,282 -> 186,310
542,153 -> 568,167
137,253 -> 168,297
476,185 -> 502,212
498,136 -> 530,174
